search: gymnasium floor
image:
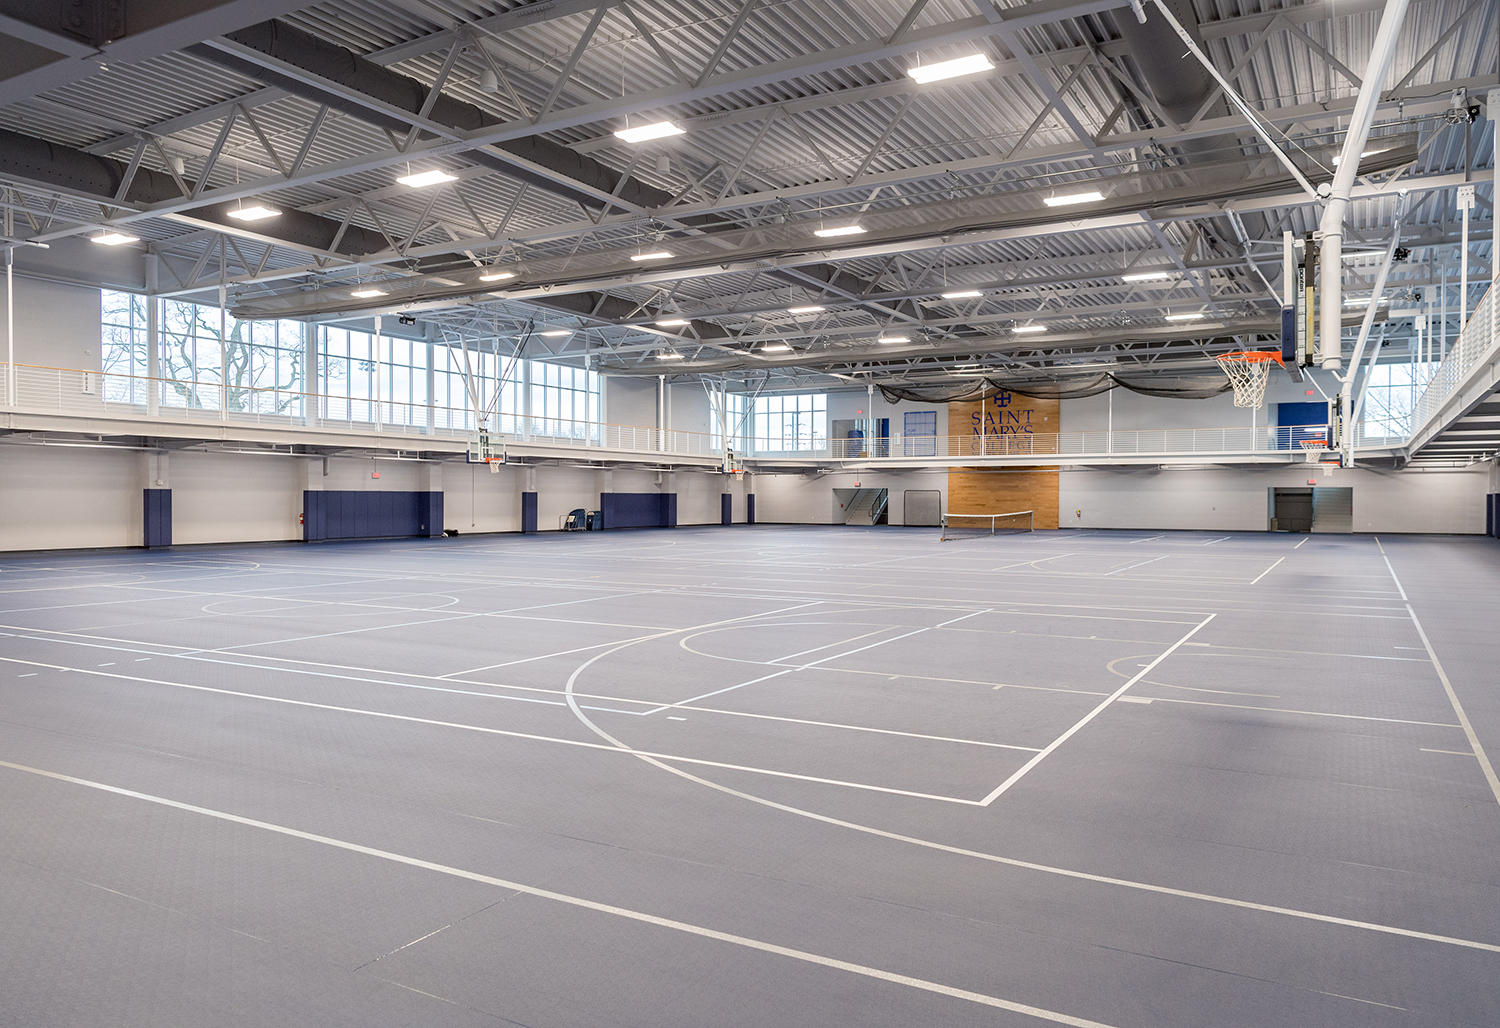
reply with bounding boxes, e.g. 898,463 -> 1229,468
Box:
1,526 -> 1497,1028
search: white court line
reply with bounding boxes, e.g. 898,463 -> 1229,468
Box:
1405,605 -> 1500,807
1145,695 -> 1461,728
1248,556 -> 1286,586
647,625 -> 938,713
0,759 -> 1119,1028
977,614 -> 1217,806
1382,557 -> 1408,601
1421,749 -> 1477,757
559,650 -> 1500,957
1125,534 -> 1165,545
1104,555 -> 1169,576
0,655 -> 973,803
1200,537 -> 1231,546
1294,537 -> 1310,549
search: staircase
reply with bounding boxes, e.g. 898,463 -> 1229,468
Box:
843,489 -> 886,525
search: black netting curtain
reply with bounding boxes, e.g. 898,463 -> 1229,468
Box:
879,372 -> 1232,404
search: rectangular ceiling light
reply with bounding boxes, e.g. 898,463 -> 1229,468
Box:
1012,325 -> 1046,333
941,290 -> 982,299
540,329 -> 572,337
787,305 -> 824,314
615,121 -> 685,143
1122,271 -> 1172,282
907,53 -> 994,84
226,204 -> 282,221
350,288 -> 387,298
814,225 -> 866,238
1164,313 -> 1205,321
479,271 -> 515,282
878,335 -> 910,343
655,318 -> 689,326
1043,190 -> 1105,207
631,251 -> 673,261
91,232 -> 139,245
1331,149 -> 1385,166
761,343 -> 791,352
656,351 -> 685,360
397,169 -> 457,188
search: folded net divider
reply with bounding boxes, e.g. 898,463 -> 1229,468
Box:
1214,351 -> 1283,408
940,509 -> 1034,541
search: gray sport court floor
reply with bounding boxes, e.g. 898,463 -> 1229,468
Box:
1,526 -> 1497,1028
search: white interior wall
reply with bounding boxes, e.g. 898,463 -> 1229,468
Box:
604,376 -> 657,428
11,276 -> 102,372
751,468 -> 947,525
825,389 -> 943,445
1060,464 -> 1488,533
669,382 -> 711,435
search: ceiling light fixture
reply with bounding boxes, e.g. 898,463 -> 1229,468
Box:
1012,324 -> 1046,333
787,305 -> 824,314
941,289 -> 982,299
540,329 -> 572,337
226,204 -> 282,221
814,225 -> 866,238
91,232 -> 139,245
655,318 -> 689,326
615,121 -> 685,143
1043,190 -> 1105,207
478,270 -> 515,282
350,288 -> 387,299
760,343 -> 792,352
397,169 -> 457,188
1122,271 -> 1172,282
907,53 -> 994,84
1332,149 -> 1386,166
1164,313 -> 1205,321
631,251 -> 673,261
878,335 -> 910,343
656,351 -> 685,360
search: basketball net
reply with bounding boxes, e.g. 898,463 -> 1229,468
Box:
1215,351 -> 1283,408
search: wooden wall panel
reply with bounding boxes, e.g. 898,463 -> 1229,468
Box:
947,469 -> 1060,530
947,390 -> 1060,529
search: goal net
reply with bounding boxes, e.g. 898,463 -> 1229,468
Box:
940,510 -> 1034,541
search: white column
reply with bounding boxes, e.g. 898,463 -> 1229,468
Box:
424,337 -> 435,435
5,246 -> 12,409
144,253 -> 159,417
1316,0 -> 1412,369
4,194 -> 12,408
374,314 -> 383,433
218,280 -> 228,419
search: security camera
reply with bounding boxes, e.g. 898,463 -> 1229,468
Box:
398,314 -> 417,326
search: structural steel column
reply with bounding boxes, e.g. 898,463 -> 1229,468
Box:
1317,0 -> 1412,369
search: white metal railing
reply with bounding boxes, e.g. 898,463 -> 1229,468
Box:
3,362 -> 1405,464
2,363 -> 720,458
743,423 -> 1395,460
1410,285 -> 1497,439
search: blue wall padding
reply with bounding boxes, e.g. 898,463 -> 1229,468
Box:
600,492 -> 677,529
521,492 -> 538,533
417,492 -> 443,537
747,494 -> 755,524
1277,401 -> 1328,426
721,493 -> 732,525
1488,493 -> 1497,536
143,489 -> 172,548
302,491 -> 441,542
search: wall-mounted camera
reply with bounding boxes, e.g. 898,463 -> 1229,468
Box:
397,314 -> 417,326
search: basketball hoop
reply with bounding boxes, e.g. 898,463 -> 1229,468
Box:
1299,438 -> 1327,461
1215,351 -> 1283,408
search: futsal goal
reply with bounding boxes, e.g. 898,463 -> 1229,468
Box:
940,509 -> 1033,540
